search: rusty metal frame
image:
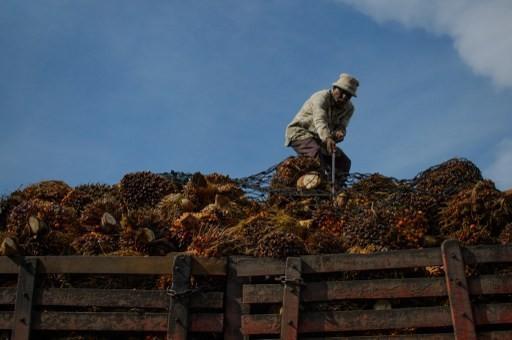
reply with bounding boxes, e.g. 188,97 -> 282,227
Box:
12,258 -> 38,340
441,240 -> 477,340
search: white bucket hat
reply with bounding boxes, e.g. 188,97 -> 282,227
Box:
332,73 -> 359,97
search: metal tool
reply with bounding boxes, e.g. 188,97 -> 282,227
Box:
331,150 -> 336,200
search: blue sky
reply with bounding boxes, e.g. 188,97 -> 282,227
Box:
1,0 -> 511,194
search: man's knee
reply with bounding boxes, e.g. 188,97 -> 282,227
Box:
291,139 -> 321,159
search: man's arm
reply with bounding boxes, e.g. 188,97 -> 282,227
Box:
311,93 -> 332,143
333,105 -> 354,142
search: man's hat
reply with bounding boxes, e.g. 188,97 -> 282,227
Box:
332,73 -> 359,97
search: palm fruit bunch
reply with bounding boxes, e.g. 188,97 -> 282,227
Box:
169,212 -> 201,251
79,195 -> 124,232
339,205 -> 392,250
348,173 -> 405,201
205,173 -> 245,201
119,207 -> 172,255
61,183 -> 119,213
119,225 -> 158,254
377,190 -> 431,249
331,190 -> 393,249
313,208 -> 343,239
256,230 -> 307,258
120,171 -> 178,209
187,226 -> 236,257
19,180 -> 72,203
413,158 -> 483,202
0,196 -> 12,230
499,223 -> 512,245
439,180 -> 511,244
269,156 -> 325,205
23,230 -> 76,256
223,211 -> 274,256
7,199 -> 78,241
71,231 -> 119,255
183,172 -> 217,211
305,230 -> 346,254
157,193 -> 194,224
391,209 -> 429,248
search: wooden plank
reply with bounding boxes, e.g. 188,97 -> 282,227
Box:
0,304 -> 509,333
303,335 -> 454,340
280,257 -> 302,340
0,255 -> 226,275
442,240 -> 477,340
474,303 -> 512,325
303,331 -> 512,339
236,248 -> 443,276
242,306 -> 453,335
244,277 -> 446,304
243,275 -> 512,304
0,311 -> 222,332
12,258 -> 38,340
0,288 -> 223,309
463,245 -> 512,265
41,289 -> 221,309
224,256 -> 250,340
167,254 -> 192,340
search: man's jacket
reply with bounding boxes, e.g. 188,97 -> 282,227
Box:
285,89 -> 354,146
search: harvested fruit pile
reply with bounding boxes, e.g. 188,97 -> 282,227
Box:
1,158 -> 511,260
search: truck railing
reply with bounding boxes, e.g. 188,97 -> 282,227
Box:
0,240 -> 511,339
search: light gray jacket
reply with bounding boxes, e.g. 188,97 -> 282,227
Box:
285,89 -> 354,146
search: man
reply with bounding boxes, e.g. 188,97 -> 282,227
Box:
285,73 -> 359,184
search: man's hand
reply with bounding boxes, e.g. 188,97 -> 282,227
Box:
334,130 -> 345,142
326,137 -> 336,154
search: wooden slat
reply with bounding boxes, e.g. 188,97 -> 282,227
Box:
442,240 -> 477,340
244,277 -> 446,304
242,306 -> 452,335
463,245 -> 512,265
0,255 -> 226,275
473,303 -> 512,325
167,254 -> 192,340
236,248 -> 443,276
281,257 -> 302,340
0,288 -> 223,309
241,303 -> 512,335
12,258 -> 38,340
243,275 -> 512,304
0,311 -> 223,332
303,331 -> 512,339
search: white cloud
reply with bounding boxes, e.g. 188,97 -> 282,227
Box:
486,138 -> 512,190
336,0 -> 512,88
